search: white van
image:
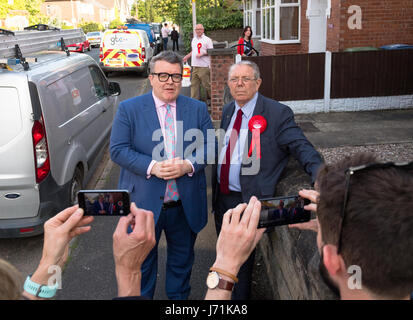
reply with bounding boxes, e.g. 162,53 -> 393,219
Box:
0,30 -> 121,238
99,27 -> 154,77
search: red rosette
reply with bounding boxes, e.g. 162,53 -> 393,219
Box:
197,43 -> 202,54
248,115 -> 267,158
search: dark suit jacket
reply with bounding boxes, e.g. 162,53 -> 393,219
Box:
110,92 -> 214,233
212,93 -> 323,211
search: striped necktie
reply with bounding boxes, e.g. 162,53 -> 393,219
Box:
164,104 -> 179,201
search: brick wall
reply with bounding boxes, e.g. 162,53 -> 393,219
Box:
207,28 -> 244,44
326,0 -> 341,52
339,0 -> 413,50
208,48 -> 235,120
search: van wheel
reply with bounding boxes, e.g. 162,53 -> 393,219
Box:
69,167 -> 83,205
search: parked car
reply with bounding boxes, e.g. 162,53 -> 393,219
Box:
67,38 -> 91,52
99,27 -> 154,77
86,31 -> 102,48
0,50 -> 121,238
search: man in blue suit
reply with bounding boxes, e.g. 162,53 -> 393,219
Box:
211,60 -> 323,299
110,51 -> 214,299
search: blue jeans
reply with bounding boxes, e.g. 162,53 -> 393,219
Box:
163,37 -> 168,51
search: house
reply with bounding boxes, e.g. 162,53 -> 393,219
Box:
41,0 -> 130,28
243,0 -> 413,56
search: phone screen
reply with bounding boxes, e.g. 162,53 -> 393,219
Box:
258,195 -> 311,228
77,190 -> 130,216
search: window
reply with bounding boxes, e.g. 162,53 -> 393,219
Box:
244,0 -> 253,29
261,0 -> 300,43
89,66 -> 108,99
244,0 -> 261,38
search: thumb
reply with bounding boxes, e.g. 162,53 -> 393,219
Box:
114,213 -> 134,236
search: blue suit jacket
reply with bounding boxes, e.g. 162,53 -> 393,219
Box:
110,92 -> 214,233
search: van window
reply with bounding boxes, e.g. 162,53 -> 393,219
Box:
0,87 -> 22,147
139,32 -> 150,47
103,32 -> 140,50
47,68 -> 98,122
89,66 -> 107,99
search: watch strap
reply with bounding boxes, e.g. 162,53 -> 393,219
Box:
217,278 -> 234,291
209,267 -> 238,283
24,275 -> 58,298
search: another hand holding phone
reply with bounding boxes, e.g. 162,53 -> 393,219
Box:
288,189 -> 319,232
77,190 -> 131,216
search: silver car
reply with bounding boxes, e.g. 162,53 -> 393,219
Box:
0,51 -> 120,238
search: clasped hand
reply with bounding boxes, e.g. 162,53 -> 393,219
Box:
151,157 -> 192,180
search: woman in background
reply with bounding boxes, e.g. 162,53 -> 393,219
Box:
237,26 -> 254,56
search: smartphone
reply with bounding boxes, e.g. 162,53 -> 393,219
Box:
77,190 -> 131,216
258,195 -> 311,228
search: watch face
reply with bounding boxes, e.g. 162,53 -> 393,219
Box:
206,271 -> 219,289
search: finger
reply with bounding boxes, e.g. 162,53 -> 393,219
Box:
130,206 -> 147,235
60,208 -> 85,234
240,196 -> 257,227
230,203 -> 247,225
76,216 -> 94,227
53,205 -> 79,225
299,189 -> 319,204
247,198 -> 262,232
304,203 -> 317,213
69,226 -> 92,238
222,208 -> 232,229
114,213 -> 134,236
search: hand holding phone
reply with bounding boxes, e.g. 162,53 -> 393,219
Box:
258,194 -> 311,228
77,190 -> 131,216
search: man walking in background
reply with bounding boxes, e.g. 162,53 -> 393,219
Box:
170,26 -> 179,52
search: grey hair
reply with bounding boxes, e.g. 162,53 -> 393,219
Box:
228,60 -> 261,80
149,51 -> 183,73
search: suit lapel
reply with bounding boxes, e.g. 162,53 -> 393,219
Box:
175,95 -> 188,159
222,102 -> 235,131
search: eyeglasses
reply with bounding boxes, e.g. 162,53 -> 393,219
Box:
151,72 -> 183,83
228,77 -> 256,84
338,161 -> 413,254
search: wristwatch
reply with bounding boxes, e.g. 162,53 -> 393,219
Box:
23,275 -> 58,298
206,271 -> 234,291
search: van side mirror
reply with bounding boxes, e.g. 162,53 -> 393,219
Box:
108,81 -> 121,96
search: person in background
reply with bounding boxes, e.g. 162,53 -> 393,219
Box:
161,23 -> 170,51
170,26 -> 179,52
183,24 -> 213,102
237,26 -> 254,57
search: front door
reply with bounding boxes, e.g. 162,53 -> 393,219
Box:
308,0 -> 328,53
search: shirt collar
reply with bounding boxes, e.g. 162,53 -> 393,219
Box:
234,92 -> 258,118
152,91 -> 176,109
